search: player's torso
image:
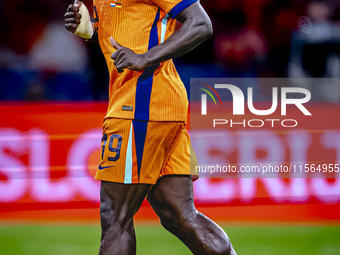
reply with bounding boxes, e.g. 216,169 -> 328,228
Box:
93,0 -> 188,122
93,0 -> 159,54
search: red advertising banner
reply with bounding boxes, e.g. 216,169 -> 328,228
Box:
0,102 -> 340,223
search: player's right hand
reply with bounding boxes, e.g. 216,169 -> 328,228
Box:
110,37 -> 148,73
64,0 -> 82,33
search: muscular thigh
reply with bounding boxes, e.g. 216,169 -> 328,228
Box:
100,181 -> 151,223
147,175 -> 196,224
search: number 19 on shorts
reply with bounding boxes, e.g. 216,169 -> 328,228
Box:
101,134 -> 122,162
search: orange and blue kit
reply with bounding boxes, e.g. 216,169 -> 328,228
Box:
93,0 -> 199,184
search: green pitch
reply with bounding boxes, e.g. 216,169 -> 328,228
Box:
0,224 -> 340,255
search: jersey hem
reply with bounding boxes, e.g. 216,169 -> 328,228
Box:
104,114 -> 188,123
95,174 -> 196,185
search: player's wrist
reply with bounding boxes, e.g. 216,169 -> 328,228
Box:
87,25 -> 99,45
140,52 -> 153,69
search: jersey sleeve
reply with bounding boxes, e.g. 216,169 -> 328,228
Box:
151,0 -> 198,19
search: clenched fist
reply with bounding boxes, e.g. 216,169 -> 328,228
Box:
64,0 -> 94,39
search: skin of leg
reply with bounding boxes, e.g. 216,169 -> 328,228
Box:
99,181 -> 151,255
147,175 -> 237,255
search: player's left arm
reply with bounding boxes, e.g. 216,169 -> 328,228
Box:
110,2 -> 212,73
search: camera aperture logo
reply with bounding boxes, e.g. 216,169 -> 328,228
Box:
199,83 -> 223,114
198,83 -> 312,128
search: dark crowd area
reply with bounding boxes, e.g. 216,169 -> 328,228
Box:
1,0 -> 340,101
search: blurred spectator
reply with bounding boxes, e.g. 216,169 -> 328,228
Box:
260,0 -> 303,77
288,0 -> 340,102
29,22 -> 88,74
0,0 -> 94,100
27,21 -> 92,100
213,10 -> 267,77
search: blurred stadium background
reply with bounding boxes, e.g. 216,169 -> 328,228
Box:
1,0 -> 340,254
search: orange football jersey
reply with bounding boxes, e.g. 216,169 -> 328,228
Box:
92,0 -> 198,122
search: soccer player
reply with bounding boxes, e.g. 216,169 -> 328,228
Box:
64,0 -> 237,254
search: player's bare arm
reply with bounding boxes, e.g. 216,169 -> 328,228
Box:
110,2 -> 212,72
